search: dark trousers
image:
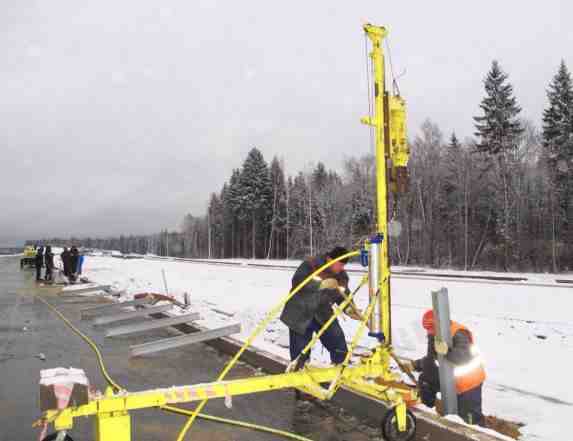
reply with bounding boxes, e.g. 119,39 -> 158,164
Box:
45,267 -> 52,281
289,318 -> 348,365
419,374 -> 483,426
35,265 -> 42,281
458,385 -> 483,425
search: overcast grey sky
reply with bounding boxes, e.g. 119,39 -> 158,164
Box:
1,1 -> 572,245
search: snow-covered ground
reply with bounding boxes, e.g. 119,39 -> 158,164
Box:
73,256 -> 572,441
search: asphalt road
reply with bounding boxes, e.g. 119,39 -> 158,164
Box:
0,256 -> 382,441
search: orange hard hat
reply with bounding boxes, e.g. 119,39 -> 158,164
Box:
422,309 -> 435,335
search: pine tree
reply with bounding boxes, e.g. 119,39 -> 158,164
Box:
542,60 -> 573,269
474,60 -> 523,155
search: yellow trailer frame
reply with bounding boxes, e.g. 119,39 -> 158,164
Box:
39,23 -> 414,441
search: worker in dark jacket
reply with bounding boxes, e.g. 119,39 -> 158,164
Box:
405,310 -> 486,425
34,246 -> 44,282
69,246 -> 79,282
44,246 -> 54,282
280,246 -> 362,369
60,247 -> 71,278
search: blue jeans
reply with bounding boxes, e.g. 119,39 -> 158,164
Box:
289,318 -> 348,366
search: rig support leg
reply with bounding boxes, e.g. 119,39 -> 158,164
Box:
95,410 -> 131,441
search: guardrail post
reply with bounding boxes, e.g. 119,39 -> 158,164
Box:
431,287 -> 458,416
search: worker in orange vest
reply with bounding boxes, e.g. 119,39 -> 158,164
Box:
405,309 -> 486,425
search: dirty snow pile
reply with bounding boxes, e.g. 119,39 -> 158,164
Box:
73,255 -> 572,441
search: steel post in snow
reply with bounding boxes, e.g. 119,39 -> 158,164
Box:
130,323 -> 241,357
92,304 -> 172,326
432,287 -> 458,416
105,312 -> 200,337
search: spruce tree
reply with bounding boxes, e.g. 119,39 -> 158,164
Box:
268,157 -> 287,258
312,162 -> 329,192
441,133 -> 463,265
226,169 -> 243,257
239,148 -> 273,258
543,60 -> 573,161
288,172 -> 310,257
474,60 -> 523,155
542,60 -> 573,268
474,61 -> 523,270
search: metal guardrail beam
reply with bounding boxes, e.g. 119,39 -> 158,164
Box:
61,285 -> 111,295
130,323 -> 241,357
81,298 -> 153,319
92,304 -> 172,326
105,312 -> 200,337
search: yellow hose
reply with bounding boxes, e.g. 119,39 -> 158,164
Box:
34,287 -> 315,440
34,295 -> 122,392
162,405 -> 313,441
176,251 -> 360,441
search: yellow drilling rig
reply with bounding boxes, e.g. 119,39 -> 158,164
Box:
36,23 -> 417,441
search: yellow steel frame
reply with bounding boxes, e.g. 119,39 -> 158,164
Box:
47,345 -> 416,435
40,23 -> 413,441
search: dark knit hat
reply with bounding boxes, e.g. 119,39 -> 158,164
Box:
326,246 -> 350,263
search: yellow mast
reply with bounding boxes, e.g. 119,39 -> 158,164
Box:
362,23 -> 409,345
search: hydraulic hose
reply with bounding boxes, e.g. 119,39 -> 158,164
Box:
34,295 -> 122,392
162,405 -> 313,441
176,251 -> 360,441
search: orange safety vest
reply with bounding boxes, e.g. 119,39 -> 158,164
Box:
450,321 -> 486,394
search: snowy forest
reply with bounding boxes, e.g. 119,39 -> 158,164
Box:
34,60 -> 573,272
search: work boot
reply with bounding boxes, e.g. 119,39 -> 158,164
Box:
294,390 -> 315,402
294,391 -> 314,412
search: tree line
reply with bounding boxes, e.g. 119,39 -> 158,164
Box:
30,60 -> 573,272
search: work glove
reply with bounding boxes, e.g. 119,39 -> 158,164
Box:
344,305 -> 363,321
434,338 -> 449,355
319,278 -> 339,290
401,360 -> 415,372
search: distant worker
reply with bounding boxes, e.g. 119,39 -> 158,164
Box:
76,249 -> 85,275
44,246 -> 54,282
34,246 -> 44,282
60,247 -> 71,278
405,309 -> 485,425
280,246 -> 362,373
69,246 -> 79,282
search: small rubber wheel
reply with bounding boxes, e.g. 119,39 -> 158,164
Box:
41,433 -> 74,441
381,408 -> 416,441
